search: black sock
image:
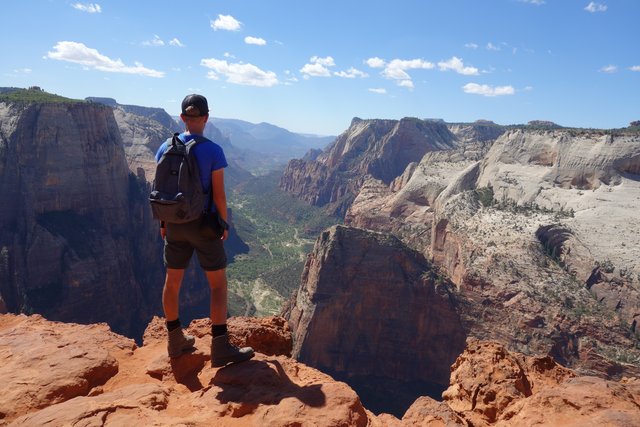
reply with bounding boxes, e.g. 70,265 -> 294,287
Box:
212,323 -> 227,337
166,318 -> 181,332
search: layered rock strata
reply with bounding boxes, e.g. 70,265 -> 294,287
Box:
280,118 -> 491,216
284,225 -> 467,415
343,126 -> 640,378
0,101 -> 163,338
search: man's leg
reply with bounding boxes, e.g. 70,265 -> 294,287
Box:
206,268 -> 227,324
163,268 -> 185,321
206,268 -> 254,367
163,268 -> 195,357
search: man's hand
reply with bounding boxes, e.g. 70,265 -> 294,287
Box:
160,226 -> 166,239
221,229 -> 228,241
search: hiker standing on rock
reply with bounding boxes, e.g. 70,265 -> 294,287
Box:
151,94 -> 254,366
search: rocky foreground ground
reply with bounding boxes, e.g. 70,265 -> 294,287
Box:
1,313 -> 639,426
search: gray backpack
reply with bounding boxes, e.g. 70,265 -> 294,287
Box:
149,133 -> 208,224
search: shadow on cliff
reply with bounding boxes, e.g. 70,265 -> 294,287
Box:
210,359 -> 326,408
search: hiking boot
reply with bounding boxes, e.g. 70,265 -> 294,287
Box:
167,327 -> 196,358
211,333 -> 254,367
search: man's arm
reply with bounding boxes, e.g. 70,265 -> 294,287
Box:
211,168 -> 228,240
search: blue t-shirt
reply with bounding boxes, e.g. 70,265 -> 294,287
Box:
155,132 -> 228,209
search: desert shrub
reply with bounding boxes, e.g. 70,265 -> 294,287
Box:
474,186 -> 495,207
597,259 -> 615,274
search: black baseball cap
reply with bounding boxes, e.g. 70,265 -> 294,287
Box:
181,94 -> 209,117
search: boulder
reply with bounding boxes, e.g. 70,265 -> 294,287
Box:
1,313 -> 373,426
0,314 -> 135,422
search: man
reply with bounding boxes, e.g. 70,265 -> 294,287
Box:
155,94 -> 254,366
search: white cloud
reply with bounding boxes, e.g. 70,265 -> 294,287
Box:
365,57 -> 386,68
631,66 -> 640,72
169,38 -> 184,47
520,0 -> 545,5
438,57 -> 479,75
143,35 -> 165,47
465,43 -> 479,49
223,52 -> 235,59
310,56 -> 335,67
72,3 -> 101,13
398,80 -> 414,89
245,36 -> 266,46
334,67 -> 368,78
300,63 -> 331,77
14,68 -> 32,74
300,56 -> 335,78
211,14 -> 241,31
463,83 -> 515,97
382,59 -> 434,80
585,2 -> 607,12
46,41 -> 164,77
600,65 -> 618,73
369,88 -> 387,94
486,42 -> 501,51
201,58 -> 278,87
374,58 -> 434,89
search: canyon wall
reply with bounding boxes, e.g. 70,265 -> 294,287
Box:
284,121 -> 640,414
284,225 -> 467,415
0,101 -> 164,338
279,117 -> 491,216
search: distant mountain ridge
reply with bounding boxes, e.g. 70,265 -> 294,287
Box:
280,117 -> 502,216
212,117 -> 334,154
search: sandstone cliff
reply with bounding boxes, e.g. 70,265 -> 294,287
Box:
284,225 -> 467,415
280,118 -> 498,216
0,101 -> 163,338
342,126 -> 640,381
428,129 -> 640,366
112,105 -> 180,183
3,313 -> 638,426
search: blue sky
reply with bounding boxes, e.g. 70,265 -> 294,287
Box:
1,0 -> 638,135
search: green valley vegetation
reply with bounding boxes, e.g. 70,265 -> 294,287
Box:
226,170 -> 340,316
0,87 -> 81,104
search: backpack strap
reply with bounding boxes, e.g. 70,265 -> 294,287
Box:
177,133 -> 215,212
186,134 -> 210,146
170,132 -> 183,148
192,135 -> 218,213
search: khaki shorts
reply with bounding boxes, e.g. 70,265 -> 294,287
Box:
164,219 -> 227,271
